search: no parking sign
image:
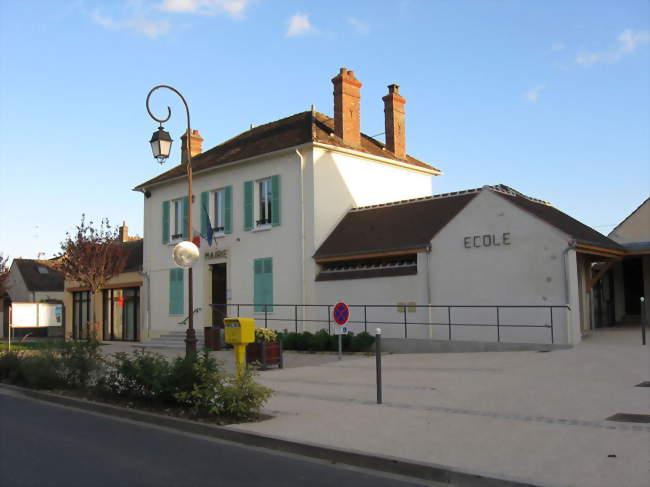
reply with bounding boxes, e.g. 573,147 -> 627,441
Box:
333,302 -> 350,335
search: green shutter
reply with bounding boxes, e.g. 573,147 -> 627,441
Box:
162,200 -> 170,244
271,175 -> 280,226
169,269 -> 184,315
181,196 -> 189,240
224,185 -> 232,234
244,181 -> 253,231
253,258 -> 273,312
200,191 -> 209,237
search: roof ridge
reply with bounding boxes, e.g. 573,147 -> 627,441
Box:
351,187 -> 483,212
488,184 -> 552,206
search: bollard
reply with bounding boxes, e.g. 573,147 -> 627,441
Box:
641,297 -> 646,346
376,328 -> 382,404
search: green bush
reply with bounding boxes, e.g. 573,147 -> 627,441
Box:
218,368 -> 273,420
100,350 -> 171,401
167,351 -> 220,403
311,330 -> 332,351
19,351 -> 65,389
60,339 -> 103,388
175,359 -> 271,420
295,331 -> 313,351
0,351 -> 26,384
350,331 -> 375,352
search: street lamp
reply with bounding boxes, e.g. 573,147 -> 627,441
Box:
146,85 -> 199,356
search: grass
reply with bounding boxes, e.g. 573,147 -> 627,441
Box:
0,340 -> 64,351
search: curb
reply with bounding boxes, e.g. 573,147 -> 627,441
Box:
0,384 -> 545,487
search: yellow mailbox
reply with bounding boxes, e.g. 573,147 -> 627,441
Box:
223,317 -> 255,375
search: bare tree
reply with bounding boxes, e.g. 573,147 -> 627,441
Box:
0,253 -> 9,297
55,216 -> 128,340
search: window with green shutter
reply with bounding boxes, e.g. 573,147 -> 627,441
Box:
271,175 -> 280,226
162,200 -> 170,244
200,191 -> 209,238
181,196 -> 189,239
169,268 -> 184,315
224,185 -> 232,234
253,257 -> 273,312
244,181 -> 253,230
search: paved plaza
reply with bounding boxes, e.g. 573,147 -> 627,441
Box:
101,327 -> 649,486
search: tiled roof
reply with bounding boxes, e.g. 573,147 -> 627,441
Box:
13,259 -> 64,292
314,185 -> 623,259
134,111 -> 440,190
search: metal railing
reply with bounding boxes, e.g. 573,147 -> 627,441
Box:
210,303 -> 570,344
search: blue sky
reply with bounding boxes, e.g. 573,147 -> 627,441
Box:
1,0 -> 648,261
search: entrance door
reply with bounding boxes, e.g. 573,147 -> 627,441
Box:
623,258 -> 643,315
211,264 -> 227,326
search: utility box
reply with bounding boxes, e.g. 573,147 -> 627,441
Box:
223,317 -> 255,345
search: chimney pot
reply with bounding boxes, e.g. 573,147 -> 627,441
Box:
331,67 -> 362,147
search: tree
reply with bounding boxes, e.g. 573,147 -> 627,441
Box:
56,216 -> 128,340
0,253 -> 9,297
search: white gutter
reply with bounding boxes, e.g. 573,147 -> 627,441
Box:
296,148 -> 306,332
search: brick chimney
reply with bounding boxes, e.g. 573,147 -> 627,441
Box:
331,68 -> 362,147
382,84 -> 406,159
118,222 -> 129,242
181,129 -> 204,165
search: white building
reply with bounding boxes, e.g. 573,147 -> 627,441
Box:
135,68 -> 628,348
2,258 -> 65,338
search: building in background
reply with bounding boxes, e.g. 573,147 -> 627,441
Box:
2,258 -> 64,338
63,223 -> 143,341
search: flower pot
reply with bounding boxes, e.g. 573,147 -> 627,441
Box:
246,341 -> 283,370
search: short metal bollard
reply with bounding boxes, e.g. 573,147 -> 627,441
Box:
641,297 -> 646,346
375,328 -> 382,404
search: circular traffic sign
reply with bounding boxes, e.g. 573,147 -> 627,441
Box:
333,302 -> 350,325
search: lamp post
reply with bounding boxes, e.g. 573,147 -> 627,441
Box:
146,85 -> 199,357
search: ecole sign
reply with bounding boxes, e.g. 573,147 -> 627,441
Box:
464,232 -> 511,249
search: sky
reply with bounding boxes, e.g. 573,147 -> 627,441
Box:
0,0 -> 648,263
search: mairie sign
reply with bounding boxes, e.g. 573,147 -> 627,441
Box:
333,302 -> 350,325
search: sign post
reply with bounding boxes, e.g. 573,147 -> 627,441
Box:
332,302 -> 350,361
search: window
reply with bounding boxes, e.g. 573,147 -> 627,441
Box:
257,179 -> 272,226
244,175 -> 280,230
72,291 -> 90,340
253,257 -> 273,312
213,189 -> 225,232
162,197 -> 188,244
169,268 -> 184,315
171,198 -> 184,240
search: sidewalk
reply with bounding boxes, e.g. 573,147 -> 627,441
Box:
224,327 -> 650,487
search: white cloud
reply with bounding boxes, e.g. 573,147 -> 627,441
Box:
159,0 -> 248,17
576,29 -> 650,65
347,17 -> 369,35
286,13 -> 314,37
526,85 -> 544,103
91,9 -> 170,39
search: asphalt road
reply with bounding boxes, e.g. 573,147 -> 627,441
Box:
0,389 -> 438,487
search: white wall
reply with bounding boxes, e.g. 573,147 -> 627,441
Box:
427,190 -> 575,344
144,149 -> 304,337
6,263 -> 31,302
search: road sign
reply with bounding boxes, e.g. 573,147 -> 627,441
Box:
333,326 -> 349,335
333,302 -> 350,325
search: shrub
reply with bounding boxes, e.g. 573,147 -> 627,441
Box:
350,331 -> 375,352
60,339 -> 103,388
0,351 -> 26,384
218,369 -> 272,420
167,351 -> 220,402
311,330 -> 332,351
19,351 -> 65,389
100,350 -> 171,401
295,331 -> 313,351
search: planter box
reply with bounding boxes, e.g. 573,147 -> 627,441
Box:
246,341 -> 283,370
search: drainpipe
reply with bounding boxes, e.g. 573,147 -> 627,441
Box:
139,270 -> 151,341
295,148 -> 306,332
562,240 -> 577,344
426,244 -> 433,339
